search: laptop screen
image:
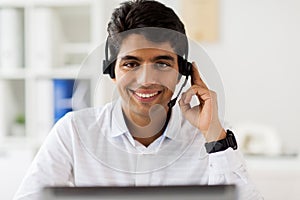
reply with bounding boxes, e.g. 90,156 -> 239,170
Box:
42,185 -> 237,200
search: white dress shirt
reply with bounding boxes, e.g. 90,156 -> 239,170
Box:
14,99 -> 262,200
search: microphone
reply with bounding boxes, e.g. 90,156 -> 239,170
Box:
161,75 -> 189,133
167,75 -> 189,108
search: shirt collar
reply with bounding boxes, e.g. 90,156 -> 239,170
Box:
110,98 -> 182,142
111,98 -> 129,137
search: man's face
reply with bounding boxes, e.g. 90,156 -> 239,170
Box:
113,34 -> 179,120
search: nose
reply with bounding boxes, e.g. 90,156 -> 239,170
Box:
136,65 -> 159,85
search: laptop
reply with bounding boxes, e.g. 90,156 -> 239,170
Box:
42,185 -> 237,200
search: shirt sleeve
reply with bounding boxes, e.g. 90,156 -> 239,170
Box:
13,113 -> 75,200
208,148 -> 264,200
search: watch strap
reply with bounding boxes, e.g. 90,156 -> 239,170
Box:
205,129 -> 238,154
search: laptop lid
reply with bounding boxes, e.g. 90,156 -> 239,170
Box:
42,185 -> 237,200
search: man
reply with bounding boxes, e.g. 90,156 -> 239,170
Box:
14,0 -> 262,199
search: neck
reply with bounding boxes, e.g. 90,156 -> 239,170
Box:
122,107 -> 171,147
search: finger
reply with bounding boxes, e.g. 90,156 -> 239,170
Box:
178,95 -> 191,113
180,85 -> 211,107
188,85 -> 211,102
180,85 -> 198,104
191,62 -> 209,89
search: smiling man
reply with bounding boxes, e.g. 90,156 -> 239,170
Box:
14,1 -> 262,200
114,33 -> 181,145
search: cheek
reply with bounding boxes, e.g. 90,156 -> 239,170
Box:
158,71 -> 179,93
116,71 -> 136,90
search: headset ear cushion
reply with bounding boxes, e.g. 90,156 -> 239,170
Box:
186,61 -> 192,76
108,61 -> 116,79
103,60 -> 109,73
178,56 -> 185,76
103,60 -> 116,79
178,56 -> 192,77
109,61 -> 116,78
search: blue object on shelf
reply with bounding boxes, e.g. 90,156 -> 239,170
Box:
53,79 -> 75,123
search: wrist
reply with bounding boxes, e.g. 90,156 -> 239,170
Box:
203,122 -> 226,142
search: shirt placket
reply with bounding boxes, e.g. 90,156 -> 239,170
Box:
135,153 -> 152,186
134,142 -> 159,186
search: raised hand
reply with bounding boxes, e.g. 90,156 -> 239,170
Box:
179,62 -> 226,142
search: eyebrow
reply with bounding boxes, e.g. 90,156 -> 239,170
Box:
119,55 -> 175,62
152,55 -> 175,62
119,55 -> 142,62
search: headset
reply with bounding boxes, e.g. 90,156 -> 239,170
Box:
102,36 -> 192,109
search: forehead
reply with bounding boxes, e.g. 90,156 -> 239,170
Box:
118,34 -> 176,57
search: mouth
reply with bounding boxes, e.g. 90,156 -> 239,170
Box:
130,89 -> 162,103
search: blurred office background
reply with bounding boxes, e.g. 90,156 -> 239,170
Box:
0,0 -> 299,199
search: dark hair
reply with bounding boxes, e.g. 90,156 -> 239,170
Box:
107,0 -> 188,57
108,0 -> 185,35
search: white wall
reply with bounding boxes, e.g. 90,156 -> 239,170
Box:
200,0 -> 300,151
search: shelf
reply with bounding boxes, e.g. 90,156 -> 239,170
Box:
0,0 -> 30,7
63,43 -> 92,54
0,7 -> 25,70
0,80 -> 26,139
33,66 -> 83,79
57,6 -> 91,43
0,68 -> 26,79
63,43 -> 91,66
28,5 -> 91,68
0,66 -> 91,80
32,0 -> 92,7
0,0 -> 92,7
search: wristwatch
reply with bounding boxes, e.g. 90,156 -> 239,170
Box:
205,129 -> 238,154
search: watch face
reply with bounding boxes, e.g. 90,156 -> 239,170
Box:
226,130 -> 238,150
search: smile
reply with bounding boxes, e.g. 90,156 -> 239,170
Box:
130,89 -> 162,102
135,92 -> 159,98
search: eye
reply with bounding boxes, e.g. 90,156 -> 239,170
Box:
122,62 -> 140,69
154,62 -> 171,70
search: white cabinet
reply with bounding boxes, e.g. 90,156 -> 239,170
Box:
0,0 -> 120,147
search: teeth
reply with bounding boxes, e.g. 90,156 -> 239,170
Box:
135,92 -> 158,98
